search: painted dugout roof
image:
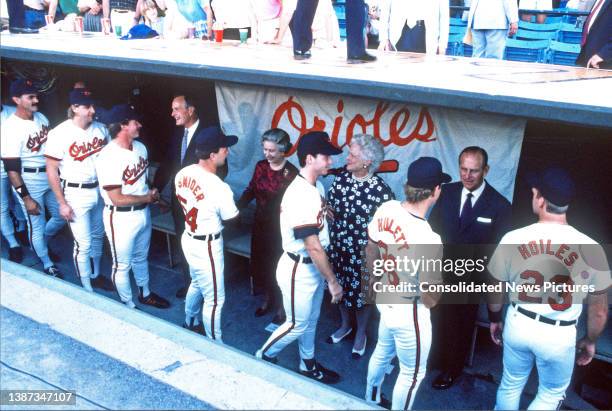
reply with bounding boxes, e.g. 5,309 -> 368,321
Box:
1,31 -> 611,128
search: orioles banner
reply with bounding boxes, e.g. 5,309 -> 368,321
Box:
215,81 -> 525,202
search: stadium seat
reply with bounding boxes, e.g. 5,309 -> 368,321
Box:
449,25 -> 466,35
547,40 -> 580,66
449,17 -> 467,27
556,22 -> 582,44
544,16 -> 563,24
515,28 -> 557,40
446,33 -> 464,56
518,20 -> 561,31
504,38 -> 549,62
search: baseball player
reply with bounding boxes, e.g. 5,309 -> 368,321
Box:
1,79 -> 65,277
45,88 -> 114,292
255,131 -> 344,384
95,104 -> 170,309
364,157 -> 448,410
174,126 -> 239,341
488,167 -> 610,410
1,103 -> 26,262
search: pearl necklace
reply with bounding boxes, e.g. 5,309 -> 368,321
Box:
352,172 -> 373,183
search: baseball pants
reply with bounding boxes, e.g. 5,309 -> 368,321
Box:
14,172 -> 65,268
259,253 -> 324,360
104,206 -> 151,307
1,175 -> 25,247
182,233 -> 225,341
495,305 -> 575,410
63,184 -> 105,290
366,303 -> 432,411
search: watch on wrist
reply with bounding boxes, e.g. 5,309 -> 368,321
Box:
15,185 -> 30,198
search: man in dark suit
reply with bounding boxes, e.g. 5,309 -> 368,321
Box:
154,95 -> 205,298
576,0 -> 611,69
428,146 -> 512,390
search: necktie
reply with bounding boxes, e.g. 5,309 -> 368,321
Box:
460,193 -> 473,229
180,128 -> 188,163
581,0 -> 605,46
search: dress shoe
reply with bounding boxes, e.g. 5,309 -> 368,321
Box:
9,27 -> 39,34
138,291 -> 170,309
91,275 -> 114,291
293,49 -> 312,60
175,286 -> 187,299
326,327 -> 353,344
182,321 -> 205,336
347,52 -> 377,64
8,246 -> 23,263
351,336 -> 367,359
432,371 -> 459,390
299,360 -> 340,384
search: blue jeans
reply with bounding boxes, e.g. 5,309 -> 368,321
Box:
471,28 -> 507,59
24,8 -> 46,29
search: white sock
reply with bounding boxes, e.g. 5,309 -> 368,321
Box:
125,300 -> 136,309
140,285 -> 151,298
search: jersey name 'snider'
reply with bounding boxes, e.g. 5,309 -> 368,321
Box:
95,140 -> 149,205
44,120 -> 109,183
174,164 -> 238,236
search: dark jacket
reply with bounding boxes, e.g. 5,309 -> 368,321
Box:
577,0 -> 612,69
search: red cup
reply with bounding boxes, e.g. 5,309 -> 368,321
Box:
214,29 -> 223,43
75,16 -> 84,33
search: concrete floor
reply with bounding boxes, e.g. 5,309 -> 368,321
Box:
0,226 -> 599,410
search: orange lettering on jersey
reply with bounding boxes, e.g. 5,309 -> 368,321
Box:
69,136 -> 106,161
177,175 -> 205,201
25,125 -> 50,153
122,156 -> 148,185
517,240 -> 579,267
377,217 -> 409,249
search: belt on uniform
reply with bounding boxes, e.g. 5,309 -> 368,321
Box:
23,167 -> 46,173
187,232 -> 221,241
62,179 -> 98,189
511,302 -> 576,326
287,252 -> 313,264
25,5 -> 44,11
105,204 -> 147,212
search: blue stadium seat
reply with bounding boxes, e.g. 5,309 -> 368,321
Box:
515,28 -> 557,40
544,16 -> 563,24
547,40 -> 580,66
449,25 -> 466,35
504,38 -> 549,62
518,20 -> 561,31
556,22 -> 582,44
449,17 -> 467,26
446,33 -> 464,56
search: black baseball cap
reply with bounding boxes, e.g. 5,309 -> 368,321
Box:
297,131 -> 342,159
407,157 -> 451,189
10,79 -> 38,97
526,167 -> 575,207
194,126 -> 238,152
98,104 -> 142,124
69,89 -> 95,106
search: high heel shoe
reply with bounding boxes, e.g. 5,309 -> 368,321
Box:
326,328 -> 353,344
351,336 -> 367,359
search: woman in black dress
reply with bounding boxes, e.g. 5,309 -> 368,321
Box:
238,128 -> 298,324
327,133 -> 394,357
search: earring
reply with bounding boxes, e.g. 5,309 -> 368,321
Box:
363,165 -> 368,169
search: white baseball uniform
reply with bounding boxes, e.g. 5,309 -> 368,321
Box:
488,222 -> 611,410
1,105 -> 25,249
1,111 -> 64,269
257,174 -> 329,361
96,139 -> 151,308
45,119 -> 109,290
175,164 -> 238,341
365,200 -> 442,410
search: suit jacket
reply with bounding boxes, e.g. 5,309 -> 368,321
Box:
466,0 -> 518,30
154,122 -> 203,194
378,0 -> 449,54
577,0 -> 612,68
429,181 -> 512,285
